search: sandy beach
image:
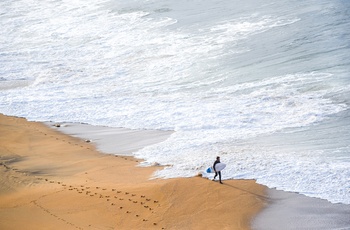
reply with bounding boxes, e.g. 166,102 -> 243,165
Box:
0,114 -> 266,230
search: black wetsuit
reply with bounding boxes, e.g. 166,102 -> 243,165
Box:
213,159 -> 222,183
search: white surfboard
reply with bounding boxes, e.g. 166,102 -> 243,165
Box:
214,162 -> 226,172
206,163 -> 226,173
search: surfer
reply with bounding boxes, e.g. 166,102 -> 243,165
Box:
213,156 -> 223,184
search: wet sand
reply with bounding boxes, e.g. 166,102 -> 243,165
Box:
252,188 -> 350,230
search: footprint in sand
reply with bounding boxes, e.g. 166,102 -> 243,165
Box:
56,182 -> 162,225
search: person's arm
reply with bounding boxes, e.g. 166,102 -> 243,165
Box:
213,161 -> 218,172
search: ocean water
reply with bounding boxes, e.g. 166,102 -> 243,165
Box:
1,0 -> 349,204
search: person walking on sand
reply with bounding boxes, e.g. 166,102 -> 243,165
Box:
213,156 -> 223,184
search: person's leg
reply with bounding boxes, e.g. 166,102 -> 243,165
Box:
213,171 -> 218,181
219,171 -> 222,183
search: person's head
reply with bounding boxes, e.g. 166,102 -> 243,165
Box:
216,156 -> 220,160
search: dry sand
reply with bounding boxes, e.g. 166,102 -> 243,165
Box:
0,114 -> 266,230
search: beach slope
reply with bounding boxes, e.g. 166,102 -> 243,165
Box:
0,114 -> 266,229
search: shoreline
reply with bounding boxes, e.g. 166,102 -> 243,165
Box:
0,114 -> 266,229
2,114 -> 349,230
46,121 -> 174,156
